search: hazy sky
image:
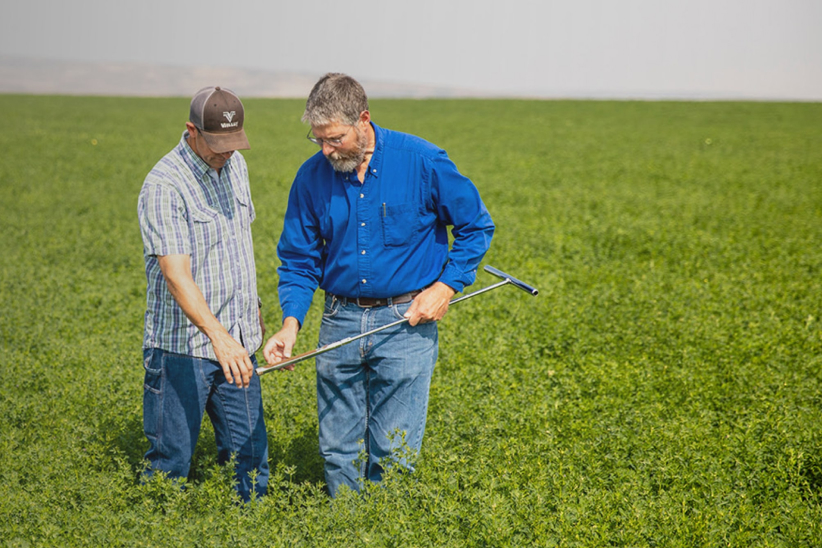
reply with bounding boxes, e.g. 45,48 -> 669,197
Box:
3,0 -> 821,100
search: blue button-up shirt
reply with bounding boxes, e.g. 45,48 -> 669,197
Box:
138,132 -> 261,360
277,123 -> 495,326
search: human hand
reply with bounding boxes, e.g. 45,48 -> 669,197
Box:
263,318 -> 300,371
403,282 -> 456,326
211,332 -> 254,388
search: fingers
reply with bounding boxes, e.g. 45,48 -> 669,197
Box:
220,352 -> 255,388
404,289 -> 452,325
213,336 -> 255,388
262,337 -> 280,364
263,328 -> 297,366
403,302 -> 423,326
240,354 -> 254,386
263,337 -> 290,364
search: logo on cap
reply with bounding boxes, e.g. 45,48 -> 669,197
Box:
220,111 -> 239,129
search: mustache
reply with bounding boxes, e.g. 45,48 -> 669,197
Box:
325,128 -> 369,172
327,151 -> 363,172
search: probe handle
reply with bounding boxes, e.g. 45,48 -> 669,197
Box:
483,265 -> 539,296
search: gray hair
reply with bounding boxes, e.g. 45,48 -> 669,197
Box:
302,73 -> 369,126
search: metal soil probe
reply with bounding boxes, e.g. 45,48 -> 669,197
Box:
256,265 -> 539,376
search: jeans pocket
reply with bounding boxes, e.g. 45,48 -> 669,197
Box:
322,294 -> 341,318
143,350 -> 164,441
391,300 -> 413,320
143,350 -> 163,395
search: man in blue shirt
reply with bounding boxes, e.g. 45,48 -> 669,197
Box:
264,73 -> 494,497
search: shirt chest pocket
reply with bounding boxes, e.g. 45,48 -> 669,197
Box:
189,206 -> 222,250
235,192 -> 254,229
381,202 -> 420,247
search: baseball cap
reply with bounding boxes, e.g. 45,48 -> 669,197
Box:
189,86 -> 250,153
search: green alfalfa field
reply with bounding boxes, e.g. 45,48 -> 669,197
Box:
1,94 -> 821,547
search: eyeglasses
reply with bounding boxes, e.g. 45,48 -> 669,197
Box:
306,125 -> 353,147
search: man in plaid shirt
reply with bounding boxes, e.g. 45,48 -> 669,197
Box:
138,86 -> 268,502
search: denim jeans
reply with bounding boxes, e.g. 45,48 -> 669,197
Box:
142,348 -> 269,502
316,294 -> 438,497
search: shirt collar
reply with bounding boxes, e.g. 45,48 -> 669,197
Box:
367,122 -> 383,179
338,122 -> 383,184
177,130 -> 230,180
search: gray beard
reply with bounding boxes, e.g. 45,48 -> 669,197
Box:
326,128 -> 369,172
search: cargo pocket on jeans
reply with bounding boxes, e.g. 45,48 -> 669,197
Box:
142,349 -> 164,440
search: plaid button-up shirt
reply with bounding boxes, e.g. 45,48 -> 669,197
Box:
138,132 -> 261,360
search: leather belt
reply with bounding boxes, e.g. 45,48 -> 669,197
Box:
332,289 -> 424,308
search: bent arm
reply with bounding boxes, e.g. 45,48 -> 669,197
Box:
430,152 -> 495,294
157,254 -> 254,388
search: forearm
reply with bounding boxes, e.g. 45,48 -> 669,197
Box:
431,158 -> 495,291
158,255 -> 231,343
158,254 -> 254,387
277,186 -> 324,325
276,263 -> 321,326
439,224 -> 495,291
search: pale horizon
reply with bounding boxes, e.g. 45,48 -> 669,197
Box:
2,0 -> 820,101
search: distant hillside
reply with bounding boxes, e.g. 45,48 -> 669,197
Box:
0,56 -> 484,98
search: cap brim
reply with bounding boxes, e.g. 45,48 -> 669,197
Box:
200,129 -> 250,153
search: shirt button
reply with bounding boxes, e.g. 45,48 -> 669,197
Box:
372,169 -> 377,173
361,222 -> 366,227
361,250 -> 366,255
360,193 -> 364,198
361,279 -> 367,284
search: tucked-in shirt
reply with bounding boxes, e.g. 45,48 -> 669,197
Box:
138,131 -> 261,360
277,122 -> 495,326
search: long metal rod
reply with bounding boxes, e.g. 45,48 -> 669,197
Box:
256,265 -> 538,376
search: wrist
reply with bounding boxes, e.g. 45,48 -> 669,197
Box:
282,316 -> 301,334
433,281 -> 457,297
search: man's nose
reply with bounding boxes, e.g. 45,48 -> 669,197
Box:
322,142 -> 336,155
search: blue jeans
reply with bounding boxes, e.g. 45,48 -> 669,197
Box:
142,348 -> 269,502
316,294 -> 438,497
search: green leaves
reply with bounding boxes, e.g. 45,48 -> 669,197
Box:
1,96 -> 822,546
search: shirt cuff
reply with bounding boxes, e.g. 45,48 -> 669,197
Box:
282,303 -> 309,328
438,264 -> 474,294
